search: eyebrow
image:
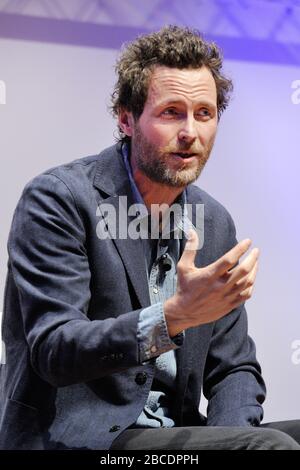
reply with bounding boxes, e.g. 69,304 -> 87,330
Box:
157,99 -> 217,110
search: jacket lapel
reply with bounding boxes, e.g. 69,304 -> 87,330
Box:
93,144 -> 150,309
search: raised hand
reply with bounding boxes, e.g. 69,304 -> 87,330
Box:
164,229 -> 259,337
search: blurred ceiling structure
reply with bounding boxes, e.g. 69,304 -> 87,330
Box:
0,0 -> 300,65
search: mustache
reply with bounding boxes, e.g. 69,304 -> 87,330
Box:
165,147 -> 203,155
163,142 -> 203,153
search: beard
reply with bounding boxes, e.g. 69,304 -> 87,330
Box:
130,123 -> 215,188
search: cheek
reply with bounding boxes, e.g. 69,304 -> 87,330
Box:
198,123 -> 217,146
150,123 -> 179,145
139,121 -> 162,143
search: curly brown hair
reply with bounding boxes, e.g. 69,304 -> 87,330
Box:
111,25 -> 233,134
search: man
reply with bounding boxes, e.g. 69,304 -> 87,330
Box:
0,25 -> 299,450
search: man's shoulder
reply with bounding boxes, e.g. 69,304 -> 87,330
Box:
21,144 -> 119,194
43,143 -> 119,181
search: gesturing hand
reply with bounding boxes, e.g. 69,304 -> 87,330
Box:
164,229 -> 259,337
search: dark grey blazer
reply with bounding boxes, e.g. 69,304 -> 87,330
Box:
0,143 -> 265,449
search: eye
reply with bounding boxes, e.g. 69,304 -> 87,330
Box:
195,108 -> 211,119
161,108 -> 181,118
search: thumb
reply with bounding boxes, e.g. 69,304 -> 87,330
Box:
178,229 -> 199,268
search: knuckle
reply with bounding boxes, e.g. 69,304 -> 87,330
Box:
218,258 -> 231,272
240,265 -> 250,276
230,289 -> 252,308
220,271 -> 231,283
225,257 -> 235,269
241,288 -> 252,300
218,278 -> 228,290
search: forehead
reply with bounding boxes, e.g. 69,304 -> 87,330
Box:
146,65 -> 217,106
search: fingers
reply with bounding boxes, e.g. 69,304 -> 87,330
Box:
238,258 -> 258,289
209,239 -> 252,277
225,261 -> 259,318
177,229 -> 199,269
227,247 -> 259,287
225,260 -> 258,297
238,260 -> 258,298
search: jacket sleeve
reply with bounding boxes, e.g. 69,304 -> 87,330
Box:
203,212 -> 266,427
8,173 -> 142,387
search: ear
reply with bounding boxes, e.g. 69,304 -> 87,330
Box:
118,109 -> 135,137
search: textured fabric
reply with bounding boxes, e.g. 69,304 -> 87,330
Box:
261,420 -> 300,445
0,143 -> 266,449
110,424 -> 300,450
135,251 -> 179,428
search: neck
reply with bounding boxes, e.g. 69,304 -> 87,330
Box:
132,166 -> 183,212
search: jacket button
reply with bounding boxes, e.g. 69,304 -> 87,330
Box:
135,372 -> 148,385
109,425 -> 121,432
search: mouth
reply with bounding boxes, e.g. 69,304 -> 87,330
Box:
171,152 -> 197,161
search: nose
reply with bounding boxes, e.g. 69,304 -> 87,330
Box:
177,116 -> 197,145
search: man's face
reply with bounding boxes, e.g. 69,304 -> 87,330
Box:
128,66 -> 218,188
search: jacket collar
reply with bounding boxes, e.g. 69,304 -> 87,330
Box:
93,142 -> 132,198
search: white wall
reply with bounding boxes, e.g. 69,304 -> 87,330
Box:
0,37 -> 299,422
200,61 -> 300,421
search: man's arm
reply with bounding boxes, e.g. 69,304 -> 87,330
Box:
203,303 -> 266,426
8,174 -> 143,387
